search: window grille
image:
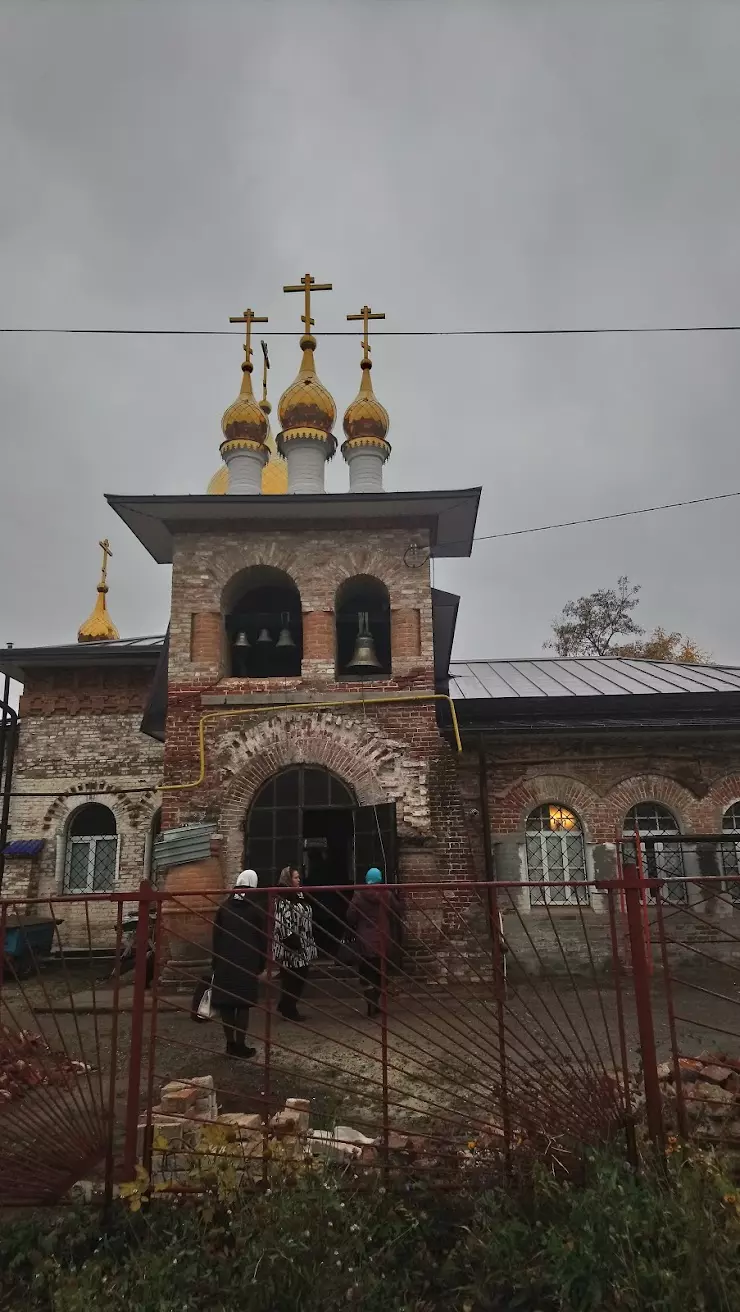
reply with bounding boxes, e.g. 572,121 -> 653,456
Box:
623,802 -> 685,904
525,804 -> 588,906
720,802 -> 740,903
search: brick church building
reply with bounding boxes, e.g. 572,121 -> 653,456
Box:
3,278 -> 740,948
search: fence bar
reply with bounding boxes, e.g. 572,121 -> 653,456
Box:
652,879 -> 689,1139
261,889 -> 275,1187
621,857 -> 664,1145
104,901 -> 124,1210
122,881 -> 155,1179
380,893 -> 390,1187
478,737 -> 512,1170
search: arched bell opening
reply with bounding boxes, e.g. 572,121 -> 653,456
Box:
223,565 -> 302,678
335,575 -> 392,679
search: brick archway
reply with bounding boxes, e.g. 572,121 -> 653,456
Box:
216,711 -> 418,879
513,774 -> 602,841
602,773 -> 698,835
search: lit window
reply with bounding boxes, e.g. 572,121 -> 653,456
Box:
525,804 -> 587,905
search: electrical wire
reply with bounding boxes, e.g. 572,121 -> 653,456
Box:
471,488 -> 740,544
3,323 -> 740,338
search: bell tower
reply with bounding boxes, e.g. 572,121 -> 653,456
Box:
107,275 -> 480,890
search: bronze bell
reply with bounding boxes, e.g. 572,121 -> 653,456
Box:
276,612 -> 295,649
257,626 -> 272,645
348,611 -> 381,670
233,630 -> 250,649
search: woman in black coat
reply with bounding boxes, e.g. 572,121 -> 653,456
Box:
211,870 -> 265,1058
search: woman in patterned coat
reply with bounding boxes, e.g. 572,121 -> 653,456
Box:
273,866 -> 317,1021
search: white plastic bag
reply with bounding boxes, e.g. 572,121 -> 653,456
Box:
196,978 -> 214,1022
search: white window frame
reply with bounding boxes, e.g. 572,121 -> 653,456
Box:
527,830 -> 587,905
63,834 -> 120,893
525,805 -> 588,907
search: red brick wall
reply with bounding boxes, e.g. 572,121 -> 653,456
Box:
167,527 -> 435,686
190,612 -> 222,665
456,729 -> 740,851
19,666 -> 153,717
391,608 -> 421,660
303,610 -> 334,661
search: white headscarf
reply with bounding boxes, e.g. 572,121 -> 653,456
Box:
234,869 -> 258,898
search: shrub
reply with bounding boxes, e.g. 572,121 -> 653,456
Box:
2,1146 -> 739,1311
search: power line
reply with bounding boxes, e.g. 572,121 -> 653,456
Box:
471,489 -> 740,545
2,323 -> 740,338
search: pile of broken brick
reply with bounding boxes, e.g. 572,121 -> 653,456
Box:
658,1052 -> 740,1141
140,1076 -> 384,1188
0,1026 -> 90,1104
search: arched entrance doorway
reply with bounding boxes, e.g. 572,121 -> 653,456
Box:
243,764 -> 397,954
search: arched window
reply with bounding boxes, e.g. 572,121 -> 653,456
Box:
623,802 -> 685,903
720,803 -> 740,903
335,576 -> 391,679
64,804 -> 119,893
224,566 -> 302,678
525,804 -> 587,905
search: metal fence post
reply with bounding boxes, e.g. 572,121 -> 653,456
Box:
380,890 -> 390,1185
122,880 -> 155,1180
621,853 -> 664,1146
478,738 -> 512,1171
104,901 -> 124,1211
261,888 -> 275,1187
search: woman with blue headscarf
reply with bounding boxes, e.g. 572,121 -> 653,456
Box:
346,868 -> 400,1018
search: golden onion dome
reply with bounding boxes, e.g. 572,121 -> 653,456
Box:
342,358 -> 390,450
78,540 -> 119,643
277,333 -> 337,455
220,358 -> 268,451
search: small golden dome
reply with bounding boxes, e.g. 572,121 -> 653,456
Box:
78,540 -> 120,643
342,359 -> 390,450
277,334 -> 337,455
220,360 -> 268,451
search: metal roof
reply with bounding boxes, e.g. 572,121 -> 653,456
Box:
0,635 -> 164,680
448,658 -> 740,700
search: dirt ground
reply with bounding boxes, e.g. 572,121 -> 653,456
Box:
4,956 -> 740,1154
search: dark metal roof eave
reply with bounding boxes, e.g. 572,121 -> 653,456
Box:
451,688 -> 740,731
105,488 -> 482,564
0,639 -> 165,681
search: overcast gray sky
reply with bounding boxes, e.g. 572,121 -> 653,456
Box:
2,1 -> 740,671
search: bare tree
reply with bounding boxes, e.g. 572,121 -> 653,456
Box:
547,578 -> 709,662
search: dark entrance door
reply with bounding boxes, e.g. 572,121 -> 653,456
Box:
243,769 -> 399,957
244,765 -> 356,885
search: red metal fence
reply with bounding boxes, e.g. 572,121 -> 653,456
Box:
3,852 -> 740,1209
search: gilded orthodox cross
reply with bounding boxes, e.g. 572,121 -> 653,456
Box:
283,273 -> 332,334
228,307 -> 268,367
347,304 -> 385,362
98,538 -> 113,586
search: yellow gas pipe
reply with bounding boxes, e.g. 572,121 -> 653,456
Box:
161,692 -> 462,793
